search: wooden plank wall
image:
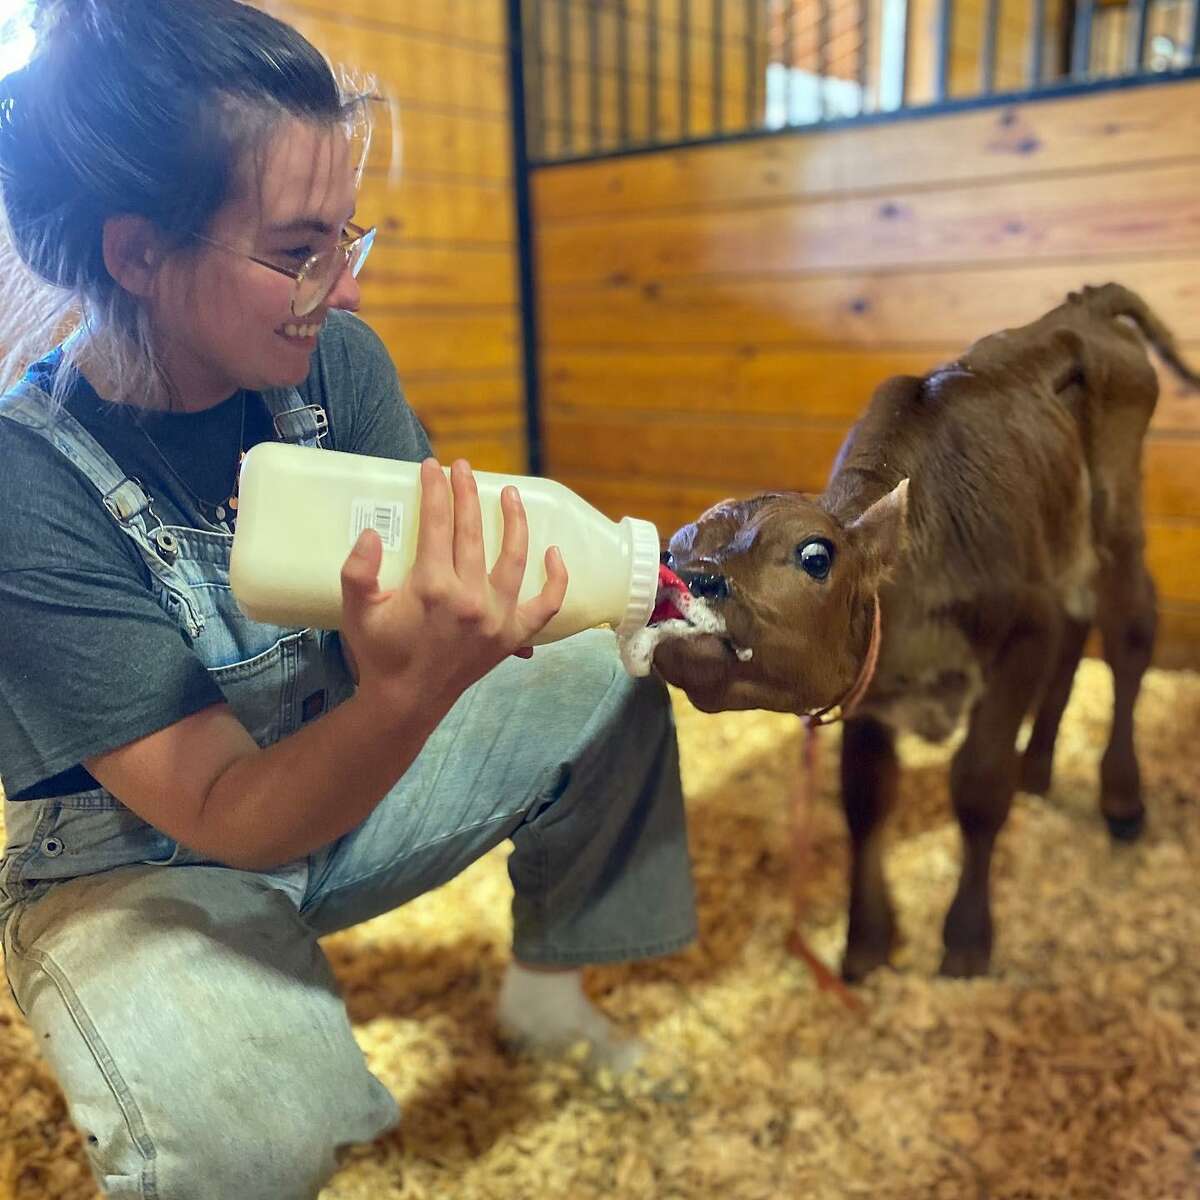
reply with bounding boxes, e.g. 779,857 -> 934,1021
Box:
257,0 -> 527,471
533,77 -> 1200,667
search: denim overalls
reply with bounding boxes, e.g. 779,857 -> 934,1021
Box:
0,382 -> 353,917
0,377 -> 696,1199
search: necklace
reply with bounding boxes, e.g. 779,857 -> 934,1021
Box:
137,390 -> 248,527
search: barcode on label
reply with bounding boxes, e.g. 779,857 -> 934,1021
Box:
350,498 -> 404,551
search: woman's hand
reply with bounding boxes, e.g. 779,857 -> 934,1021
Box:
338,458 -> 568,713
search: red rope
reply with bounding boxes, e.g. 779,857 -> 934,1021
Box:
786,596 -> 883,1018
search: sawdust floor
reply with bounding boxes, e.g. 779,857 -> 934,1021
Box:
2,657 -> 1199,1199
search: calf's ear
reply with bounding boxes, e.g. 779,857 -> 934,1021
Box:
847,478 -> 909,592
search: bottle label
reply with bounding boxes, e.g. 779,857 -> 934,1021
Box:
350,498 -> 404,552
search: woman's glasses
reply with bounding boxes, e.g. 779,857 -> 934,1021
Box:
196,222 -> 377,317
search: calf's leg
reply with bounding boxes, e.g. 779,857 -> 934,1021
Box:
942,612 -> 1056,978
1096,559 -> 1156,841
1020,615 -> 1090,795
839,716 -> 900,982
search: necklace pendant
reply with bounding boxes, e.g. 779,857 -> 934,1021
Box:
228,494 -> 238,512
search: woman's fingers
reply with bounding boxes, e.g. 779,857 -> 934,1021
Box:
489,485 -> 529,600
414,458 -> 453,574
517,545 -> 568,636
339,527 -> 384,625
450,459 -> 488,583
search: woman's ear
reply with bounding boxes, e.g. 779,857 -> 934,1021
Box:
102,215 -> 167,297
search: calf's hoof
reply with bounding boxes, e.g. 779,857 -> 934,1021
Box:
840,929 -> 897,983
1104,811 -> 1145,842
938,944 -> 991,979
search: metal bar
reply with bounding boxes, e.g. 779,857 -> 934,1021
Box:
713,0 -> 725,132
1029,0 -> 1045,86
557,0 -> 572,153
746,0 -> 759,125
648,0 -> 660,140
784,0 -> 796,125
1071,0 -> 1094,78
897,0 -> 911,107
981,0 -> 999,92
617,0 -> 630,144
525,0 -> 544,160
505,0 -> 544,474
934,0 -> 953,100
818,0 -> 830,119
1128,0 -> 1150,71
1187,0 -> 1199,64
857,0 -> 870,113
536,67 -> 1200,169
680,0 -> 691,137
588,0 -> 601,150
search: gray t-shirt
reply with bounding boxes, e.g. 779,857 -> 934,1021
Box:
0,311 -> 431,800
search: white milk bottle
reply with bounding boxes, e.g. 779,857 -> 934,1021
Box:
229,442 -> 661,646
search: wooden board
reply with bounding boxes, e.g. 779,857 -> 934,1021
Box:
269,0 -> 507,50
375,108 -> 511,182
535,259 -> 1200,349
359,245 -> 517,309
358,174 -> 513,245
269,8 -> 511,115
543,410 -> 1200,521
403,372 -> 525,418
550,468 -> 1200,606
532,79 -> 1200,217
536,158 -> 1200,285
363,310 -> 519,375
541,345 -> 1200,435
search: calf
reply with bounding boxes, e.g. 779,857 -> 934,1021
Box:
653,284 -> 1199,981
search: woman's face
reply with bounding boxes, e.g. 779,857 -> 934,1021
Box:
152,117 -> 363,409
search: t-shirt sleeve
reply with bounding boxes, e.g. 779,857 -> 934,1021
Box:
310,311 -> 434,461
0,424 -> 222,797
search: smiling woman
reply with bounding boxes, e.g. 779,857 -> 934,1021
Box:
0,3 -> 697,1196
0,0 -> 379,412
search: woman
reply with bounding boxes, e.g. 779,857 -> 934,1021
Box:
0,2 -> 696,1196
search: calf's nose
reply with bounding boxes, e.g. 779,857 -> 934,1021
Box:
681,571 -> 729,601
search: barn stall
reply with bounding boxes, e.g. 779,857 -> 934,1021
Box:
2,1 -> 1199,1196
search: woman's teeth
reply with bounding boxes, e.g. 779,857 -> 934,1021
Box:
282,322 -> 321,339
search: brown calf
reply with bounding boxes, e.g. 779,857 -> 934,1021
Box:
653,284 -> 1199,981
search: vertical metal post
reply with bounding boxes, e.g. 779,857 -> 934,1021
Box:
648,0 -> 660,141
858,0 -> 870,112
934,0 -> 954,99
506,0 -> 543,474
557,0 -> 572,153
746,0 -> 760,125
617,0 -> 631,144
783,0 -> 796,125
1071,0 -> 1095,78
588,0 -> 602,150
713,0 -> 725,132
1029,0 -> 1046,85
818,0 -> 830,118
680,0 -> 692,137
1127,0 -> 1150,70
980,0 -> 999,91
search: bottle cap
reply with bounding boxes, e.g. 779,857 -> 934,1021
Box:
617,516 -> 661,638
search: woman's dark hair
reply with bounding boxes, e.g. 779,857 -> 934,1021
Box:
0,0 -> 376,407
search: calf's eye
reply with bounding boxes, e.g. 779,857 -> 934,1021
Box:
795,539 -> 833,581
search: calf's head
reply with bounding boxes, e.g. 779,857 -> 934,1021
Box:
652,481 -> 908,715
